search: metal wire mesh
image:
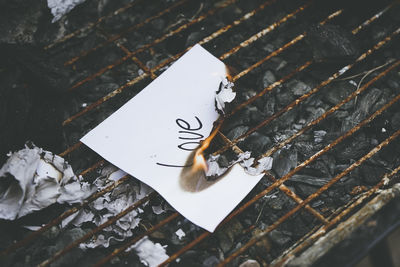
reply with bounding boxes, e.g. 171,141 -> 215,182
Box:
2,0 -> 400,266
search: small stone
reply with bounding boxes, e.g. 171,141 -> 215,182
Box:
268,229 -> 291,246
241,132 -> 272,155
263,95 -> 276,116
262,70 -> 276,88
306,107 -> 326,123
341,88 -> 382,132
186,32 -> 203,47
239,259 -> 260,267
203,255 -> 220,267
288,80 -> 311,96
391,112 -> 400,130
226,125 -> 249,140
323,82 -> 354,107
335,134 -> 370,161
360,164 -> 386,185
216,219 -> 243,253
272,148 -> 298,177
151,18 -> 165,31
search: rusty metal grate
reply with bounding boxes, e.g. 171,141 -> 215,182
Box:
2,0 -> 400,266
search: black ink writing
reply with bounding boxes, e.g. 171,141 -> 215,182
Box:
156,116 -> 203,167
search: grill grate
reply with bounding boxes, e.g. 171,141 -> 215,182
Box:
2,0 -> 400,266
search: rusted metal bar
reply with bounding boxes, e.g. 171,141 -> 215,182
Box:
229,61 -> 313,119
161,70 -> 400,266
220,1 -> 312,61
79,159 -> 106,176
218,129 -> 400,266
214,27 -> 400,156
58,142 -> 82,157
98,27 -> 157,79
38,191 -> 157,267
0,175 -> 131,256
66,0 -> 238,88
131,0 -> 278,80
64,0 -> 189,66
352,1 -> 397,35
257,59 -> 400,160
93,212 -> 180,267
44,0 -> 146,50
62,0 -> 312,126
218,131 -> 328,224
273,164 -> 400,267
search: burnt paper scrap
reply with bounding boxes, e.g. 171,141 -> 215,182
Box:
81,44 -> 265,232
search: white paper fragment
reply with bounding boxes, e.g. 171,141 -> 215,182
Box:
205,155 -> 228,177
0,145 -> 95,220
175,229 -> 186,240
47,0 -> 86,22
129,237 -> 169,267
215,77 -> 236,113
237,151 -> 273,176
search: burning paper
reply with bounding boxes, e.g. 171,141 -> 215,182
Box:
0,144 -> 95,220
81,44 -> 265,232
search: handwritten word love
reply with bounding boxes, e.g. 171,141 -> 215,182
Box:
156,116 -> 203,168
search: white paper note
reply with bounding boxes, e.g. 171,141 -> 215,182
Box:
81,44 -> 264,232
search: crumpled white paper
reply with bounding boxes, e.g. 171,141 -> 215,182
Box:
127,237 -> 169,267
47,0 -> 86,22
0,145 -> 95,220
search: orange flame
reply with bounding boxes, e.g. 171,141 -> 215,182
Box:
192,121 -> 223,172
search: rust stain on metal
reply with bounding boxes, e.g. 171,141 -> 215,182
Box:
66,0 -> 237,88
58,141 -> 82,157
220,1 -> 312,61
64,0 -> 189,66
352,1 -> 397,35
218,131 -> 328,224
218,129 -> 400,266
214,28 -> 400,156
257,59 -> 400,160
274,165 -> 400,267
79,159 -> 106,176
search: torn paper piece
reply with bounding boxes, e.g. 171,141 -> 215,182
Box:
175,229 -> 186,240
128,237 -> 169,267
47,0 -> 86,22
81,44 -> 264,232
215,77 -> 236,113
0,144 -> 95,220
237,151 -> 273,176
205,155 -> 228,179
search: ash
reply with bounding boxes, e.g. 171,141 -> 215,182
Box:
1,0 -> 400,266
